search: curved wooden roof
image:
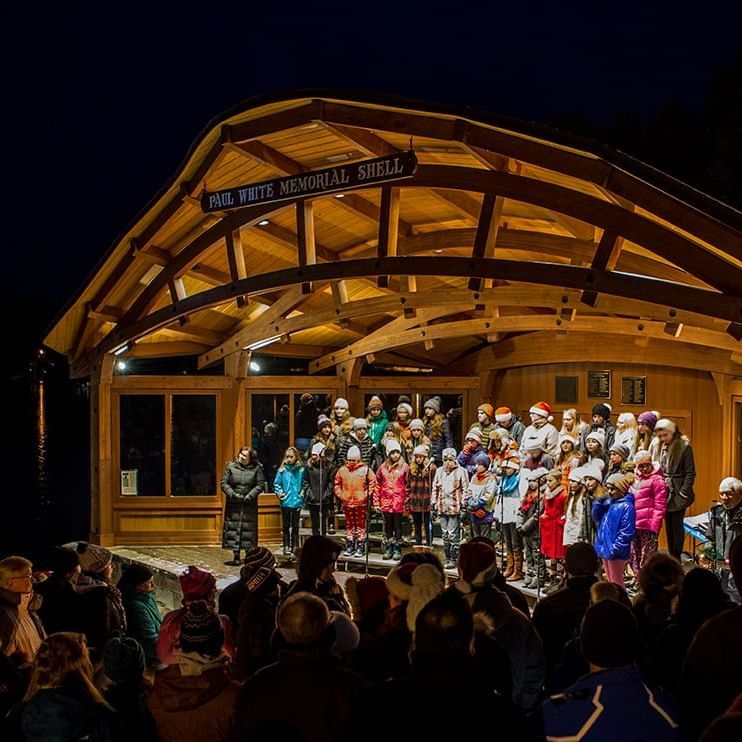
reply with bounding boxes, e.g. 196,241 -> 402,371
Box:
44,92 -> 742,377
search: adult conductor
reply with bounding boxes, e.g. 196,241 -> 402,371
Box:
221,446 -> 265,565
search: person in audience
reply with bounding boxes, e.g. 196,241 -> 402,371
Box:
681,537 -> 742,741
431,447 -> 469,569
422,396 -> 453,466
102,637 -> 158,742
537,599 -> 680,741
345,576 -> 392,682
632,553 -> 684,648
303,441 -> 333,536
347,591 -> 525,740
232,592 -> 368,742
494,406 -> 526,446
452,540 -> 545,711
284,535 -> 350,614
465,451 -> 497,540
273,446 -> 305,556
532,542 -> 599,689
334,445 -> 376,559
579,402 -> 617,457
592,473 -> 636,587
520,401 -> 559,458
148,601 -> 239,742
21,632 -> 114,742
655,417 -> 696,559
157,565 -> 233,666
708,476 -> 742,602
0,556 -> 45,666
117,564 -> 162,668
375,438 -> 409,561
34,547 -> 84,636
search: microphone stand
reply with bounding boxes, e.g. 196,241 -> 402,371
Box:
535,471 -> 549,602
364,458 -> 372,578
318,454 -> 324,537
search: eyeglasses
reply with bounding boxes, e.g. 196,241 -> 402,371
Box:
719,490 -> 735,498
7,574 -> 35,582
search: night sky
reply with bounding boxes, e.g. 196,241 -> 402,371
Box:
4,1 -> 742,345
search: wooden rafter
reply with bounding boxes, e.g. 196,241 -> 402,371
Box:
377,186 -> 400,288
225,229 -> 248,307
581,230 -> 623,306
296,201 -> 317,293
468,194 -> 504,290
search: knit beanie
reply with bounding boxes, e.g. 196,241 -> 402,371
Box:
423,397 -> 441,413
49,546 -> 80,576
473,452 -> 490,469
334,398 -> 349,410
585,429 -> 606,448
442,447 -> 457,460
385,438 -> 402,455
495,407 -> 512,424
241,547 -> 277,592
637,411 -> 658,428
103,637 -> 145,683
396,402 -> 413,417
633,450 -> 652,465
330,611 -> 361,653
406,564 -> 445,631
64,542 -> 112,574
413,444 -> 429,457
179,566 -> 216,602
654,418 -> 678,435
581,459 -> 605,482
558,433 -> 577,448
581,600 -> 639,668
526,467 -> 549,483
568,466 -> 585,483
119,563 -> 153,588
352,418 -> 367,430
478,403 -> 494,419
386,562 -> 418,601
409,418 -> 425,431
529,401 -> 554,422
605,473 -> 634,496
591,403 -> 611,419
502,457 -> 521,471
367,395 -> 383,411
609,442 -> 630,460
456,541 -> 498,593
180,600 -> 224,656
346,445 -> 361,461
317,414 -> 332,430
465,428 -> 483,444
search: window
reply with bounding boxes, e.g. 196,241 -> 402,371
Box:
171,395 -> 216,497
120,395 -> 165,497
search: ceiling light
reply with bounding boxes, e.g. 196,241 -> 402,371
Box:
258,219 -> 270,227
249,361 -> 260,372
335,194 -> 345,199
245,335 -> 282,351
116,360 -> 128,372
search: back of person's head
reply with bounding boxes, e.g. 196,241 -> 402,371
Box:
296,536 -> 341,585
413,591 -> 474,661
565,542 -> 599,577
581,600 -> 640,670
25,632 -> 108,707
457,541 -> 498,590
399,550 -> 445,576
103,637 -> 145,684
345,576 -> 388,627
179,565 -> 217,604
590,580 -> 632,609
278,592 -> 331,647
730,537 -> 742,588
48,546 -> 80,577
638,553 -> 684,601
180,600 -> 225,658
329,611 -> 360,656
676,568 -> 729,624
406,565 -> 445,631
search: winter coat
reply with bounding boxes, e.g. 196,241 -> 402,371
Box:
431,464 -> 469,516
708,502 -> 742,562
540,485 -> 568,559
563,492 -> 592,547
148,660 -> 240,742
497,471 -> 521,525
366,410 -> 389,446
632,462 -> 667,533
234,588 -> 280,679
424,415 -> 453,465
466,471 -> 497,524
614,427 -> 638,457
334,463 -> 377,507
0,587 -> 44,664
592,493 -> 636,560
520,422 -> 559,458
104,681 -> 158,742
336,432 -> 379,469
406,463 -> 435,512
470,420 -> 496,440
22,686 -> 114,742
273,463 -> 305,509
579,422 -> 617,457
220,460 -> 265,550
538,666 -> 680,742
457,442 -> 485,477
303,459 -> 333,505
374,459 -> 409,513
119,584 -> 162,666
232,648 -> 368,742
495,415 -> 526,446
34,575 -> 86,636
309,431 -> 337,469
75,575 -> 127,654
660,438 -> 696,512
156,608 -> 233,666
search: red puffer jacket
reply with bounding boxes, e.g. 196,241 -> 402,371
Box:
374,460 -> 409,513
334,463 -> 377,506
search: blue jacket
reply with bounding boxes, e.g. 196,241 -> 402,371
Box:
538,666 -> 680,741
274,463 -> 305,509
592,492 -> 636,560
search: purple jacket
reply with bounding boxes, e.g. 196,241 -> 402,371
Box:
632,464 -> 667,533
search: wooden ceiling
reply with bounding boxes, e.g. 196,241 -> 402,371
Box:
44,94 -> 742,378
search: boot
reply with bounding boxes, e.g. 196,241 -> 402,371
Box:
507,553 -> 523,581
446,544 -> 459,570
382,539 -> 394,560
502,549 -> 515,579
282,534 -> 291,557
354,540 -> 366,558
392,540 -> 402,561
443,542 -> 454,569
225,549 -> 241,566
344,538 -> 356,557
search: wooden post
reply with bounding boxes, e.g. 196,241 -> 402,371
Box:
90,354 -> 115,545
296,201 -> 317,294
377,186 -> 400,288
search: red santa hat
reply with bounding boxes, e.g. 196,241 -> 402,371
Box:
495,407 -> 512,424
529,401 -> 554,422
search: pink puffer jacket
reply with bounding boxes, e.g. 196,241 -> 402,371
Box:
374,460 -> 409,513
633,462 -> 668,533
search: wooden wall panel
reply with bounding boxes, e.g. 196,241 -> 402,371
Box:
490,363 -> 727,517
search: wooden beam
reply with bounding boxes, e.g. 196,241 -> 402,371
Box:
377,186 -> 400,288
469,194 -> 504,290
167,277 -> 188,326
225,229 -> 248,307
296,201 -> 317,293
257,220 -> 336,262
127,341 -> 210,358
663,322 -> 684,338
331,280 -> 349,305
582,230 -> 623,306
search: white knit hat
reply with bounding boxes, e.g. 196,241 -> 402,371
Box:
585,429 -> 606,448
396,402 -> 413,416
413,444 -> 428,457
654,418 -> 678,434
334,398 -> 349,410
346,445 -> 361,461
581,459 -> 605,481
442,447 -> 457,460
385,438 -> 401,454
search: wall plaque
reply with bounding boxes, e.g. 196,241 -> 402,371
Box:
121,469 -> 138,496
622,376 -> 647,405
587,370 -> 611,399
555,376 -> 578,404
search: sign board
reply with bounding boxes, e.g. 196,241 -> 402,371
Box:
555,376 -> 578,404
201,151 -> 419,213
121,469 -> 138,496
622,376 -> 647,405
587,370 -> 611,399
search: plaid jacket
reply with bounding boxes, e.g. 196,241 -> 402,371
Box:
406,465 -> 436,512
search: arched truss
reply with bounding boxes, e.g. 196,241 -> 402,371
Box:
47,95 -> 742,378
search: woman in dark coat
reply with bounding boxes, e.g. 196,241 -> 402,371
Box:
221,446 -> 265,565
